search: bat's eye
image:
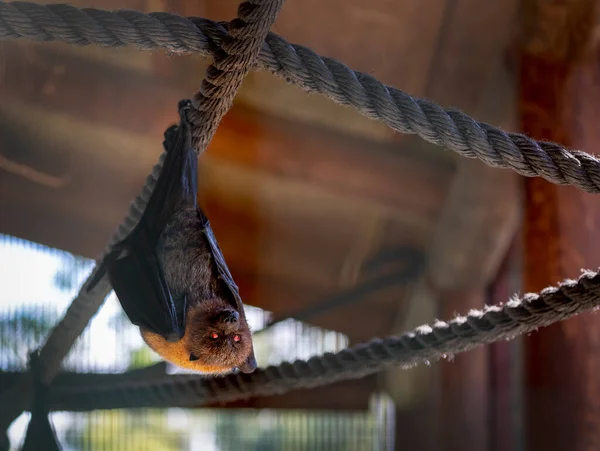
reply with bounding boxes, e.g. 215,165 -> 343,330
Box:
211,332 -> 219,339
189,353 -> 199,362
233,335 -> 241,342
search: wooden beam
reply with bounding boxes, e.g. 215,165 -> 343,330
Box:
0,40 -> 453,224
518,1 -> 600,449
424,0 -> 520,119
384,2 -> 521,450
0,41 -> 183,138
202,105 -> 451,227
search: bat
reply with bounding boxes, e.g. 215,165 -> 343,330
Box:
86,99 -> 257,375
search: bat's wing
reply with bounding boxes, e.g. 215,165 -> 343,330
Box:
197,210 -> 257,372
106,239 -> 186,341
86,100 -> 196,341
198,212 -> 241,308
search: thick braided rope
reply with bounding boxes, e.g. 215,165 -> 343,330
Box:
37,269 -> 600,411
2,3 -> 600,192
0,150 -> 166,431
187,0 -> 284,151
0,0 -> 284,431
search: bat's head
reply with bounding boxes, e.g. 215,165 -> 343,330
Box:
185,297 -> 255,374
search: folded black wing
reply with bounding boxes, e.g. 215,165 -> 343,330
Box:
106,236 -> 184,340
86,100 -> 196,341
198,210 -> 258,373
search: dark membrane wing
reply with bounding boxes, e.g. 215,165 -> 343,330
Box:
198,210 -> 257,372
198,212 -> 241,309
85,100 -> 195,340
108,246 -> 186,340
140,100 -> 197,236
85,100 -> 197,294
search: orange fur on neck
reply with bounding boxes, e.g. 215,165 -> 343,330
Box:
141,329 -> 232,374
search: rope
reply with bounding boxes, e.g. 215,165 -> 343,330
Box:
36,268 -> 600,411
2,3 -> 600,192
0,0 -> 284,431
187,0 -> 284,152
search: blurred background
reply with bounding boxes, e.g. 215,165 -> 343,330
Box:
2,0 -> 600,450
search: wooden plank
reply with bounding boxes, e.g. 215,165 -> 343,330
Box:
519,1 -> 600,450
0,41 -> 189,138
384,1 -> 521,449
427,160 -> 520,290
0,41 -> 453,223
424,0 -> 520,117
203,105 -> 451,227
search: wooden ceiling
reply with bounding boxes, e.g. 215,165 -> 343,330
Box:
0,0 -> 521,349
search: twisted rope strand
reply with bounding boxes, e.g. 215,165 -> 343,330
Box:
187,0 -> 284,151
40,269 -> 600,411
2,3 -> 600,191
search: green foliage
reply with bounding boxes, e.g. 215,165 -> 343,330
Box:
63,410 -> 185,451
0,307 -> 56,368
53,254 -> 91,292
127,346 -> 157,370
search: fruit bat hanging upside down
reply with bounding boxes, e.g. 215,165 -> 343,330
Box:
87,99 -> 257,375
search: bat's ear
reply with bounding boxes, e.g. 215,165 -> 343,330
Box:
237,350 -> 257,374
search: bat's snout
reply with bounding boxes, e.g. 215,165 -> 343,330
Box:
237,354 -> 257,374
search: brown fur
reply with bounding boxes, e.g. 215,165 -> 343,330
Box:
141,298 -> 252,373
144,206 -> 253,374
